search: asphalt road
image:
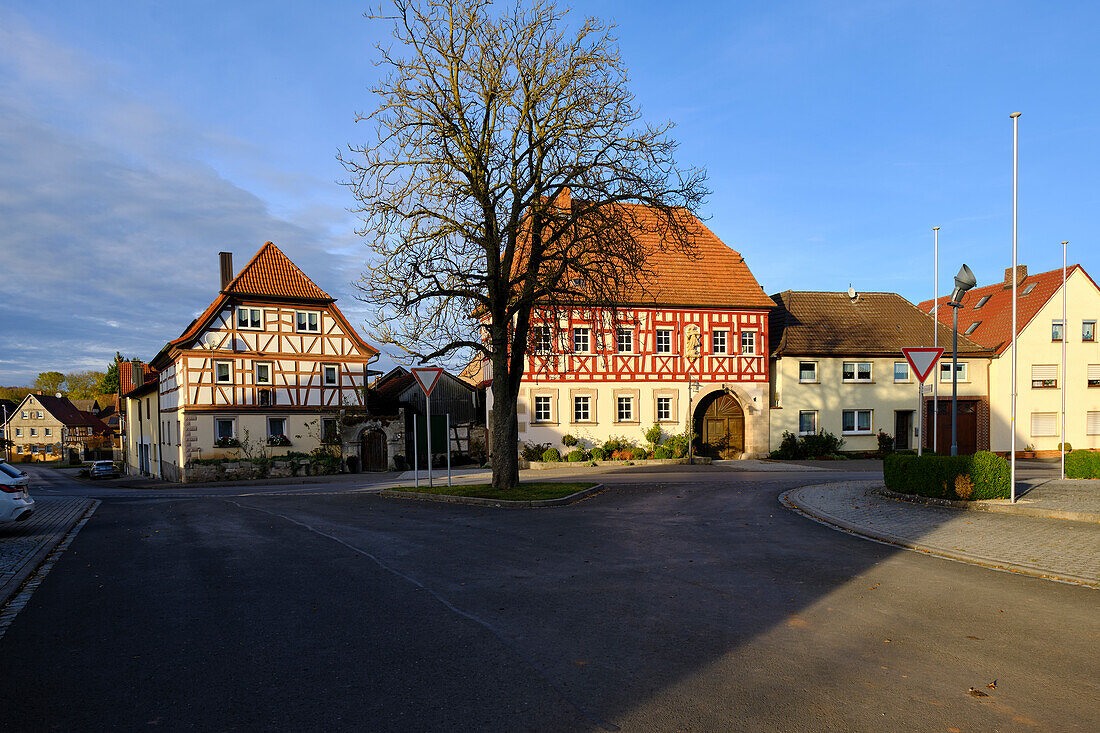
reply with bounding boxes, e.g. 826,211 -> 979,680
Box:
2,464 -> 1097,731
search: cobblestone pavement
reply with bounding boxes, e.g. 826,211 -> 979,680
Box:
1014,476 -> 1100,516
783,481 -> 1100,587
1,497 -> 99,605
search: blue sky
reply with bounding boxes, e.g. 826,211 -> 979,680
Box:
1,1 -> 1097,384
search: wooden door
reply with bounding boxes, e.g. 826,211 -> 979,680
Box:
926,401 -> 977,455
361,430 -> 388,471
894,411 -> 912,450
701,394 -> 745,458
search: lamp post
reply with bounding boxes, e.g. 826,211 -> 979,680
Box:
1061,240 -> 1068,480
947,264 -> 977,456
932,226 -> 940,454
1010,112 -> 1021,503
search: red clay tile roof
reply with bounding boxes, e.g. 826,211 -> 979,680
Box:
119,361 -> 158,397
770,290 -> 990,357
917,265 -> 1093,355
223,241 -> 332,301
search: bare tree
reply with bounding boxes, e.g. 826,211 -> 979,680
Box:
342,0 -> 708,489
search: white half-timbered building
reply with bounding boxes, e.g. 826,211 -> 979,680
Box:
134,242 -> 378,480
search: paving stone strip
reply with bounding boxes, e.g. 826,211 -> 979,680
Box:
783,481 -> 1100,588
1,498 -> 99,607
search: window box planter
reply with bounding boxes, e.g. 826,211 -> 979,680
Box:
266,435 -> 292,447
214,437 -> 240,448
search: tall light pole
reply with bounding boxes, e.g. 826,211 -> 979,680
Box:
948,264 -> 977,456
1061,240 -> 1068,480
933,226 -> 940,453
1010,112 -> 1021,503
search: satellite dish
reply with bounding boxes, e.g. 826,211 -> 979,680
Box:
847,284 -> 857,301
205,333 -> 220,349
55,392 -> 63,398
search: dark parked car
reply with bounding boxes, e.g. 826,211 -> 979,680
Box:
89,461 -> 119,480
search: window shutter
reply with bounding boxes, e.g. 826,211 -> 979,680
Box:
1087,364 -> 1100,381
1031,364 -> 1057,380
1087,412 -> 1100,436
1030,412 -> 1057,437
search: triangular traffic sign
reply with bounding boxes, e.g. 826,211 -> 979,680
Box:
902,347 -> 944,383
411,367 -> 444,396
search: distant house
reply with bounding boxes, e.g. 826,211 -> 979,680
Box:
122,242 -> 380,481
2,392 -> 112,461
920,264 -> 1100,455
769,290 -> 993,454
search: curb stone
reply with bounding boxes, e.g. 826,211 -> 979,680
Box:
379,483 -> 606,508
780,484 -> 1098,588
875,487 -> 1100,524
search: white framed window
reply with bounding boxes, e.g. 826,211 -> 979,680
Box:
20,411 -> 26,419
44,427 -> 51,437
214,361 -> 232,384
1031,364 -> 1057,389
267,417 -> 287,438
322,418 -> 339,442
215,418 -> 235,440
616,396 -> 633,422
533,396 -> 552,423
798,410 -> 817,435
798,361 -> 818,382
655,329 -> 672,354
616,328 -> 633,353
842,409 -> 872,435
939,362 -> 967,383
740,330 -> 756,355
1052,320 -> 1064,342
323,364 -> 338,386
964,321 -> 980,335
572,327 -> 590,354
255,362 -> 272,386
36,411 -> 43,419
893,362 -> 910,382
1083,320 -> 1096,342
14,428 -> 21,437
573,395 -> 591,422
296,310 -> 320,333
1087,411 -> 1100,436
1030,412 -> 1057,437
29,428 -> 36,437
1088,364 -> 1100,388
656,396 -> 672,421
712,330 -> 727,354
237,307 -> 263,330
15,446 -> 21,454
533,326 -> 552,353
843,362 -> 872,382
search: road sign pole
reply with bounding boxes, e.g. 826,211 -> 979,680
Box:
446,413 -> 452,488
426,390 -> 433,489
413,413 -> 418,489
917,381 -> 923,457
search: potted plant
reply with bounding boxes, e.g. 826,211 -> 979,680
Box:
1021,443 -> 1036,459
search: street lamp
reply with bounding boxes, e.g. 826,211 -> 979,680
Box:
947,264 -> 977,456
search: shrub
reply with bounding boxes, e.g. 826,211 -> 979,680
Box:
611,449 -> 634,461
653,447 -> 673,459
876,430 -> 894,455
541,448 -> 562,462
561,434 -> 579,448
883,451 -> 1010,500
589,447 -> 607,461
521,442 -> 552,461
644,423 -> 663,448
770,431 -> 804,459
1058,442 -> 1072,452
631,447 -> 648,460
566,449 -> 588,462
802,430 -> 844,457
1065,450 -> 1100,479
665,432 -> 691,458
602,436 -> 635,454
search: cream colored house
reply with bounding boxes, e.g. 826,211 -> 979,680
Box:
770,291 -> 993,453
3,393 -> 112,462
122,242 -> 379,481
922,265 -> 1100,455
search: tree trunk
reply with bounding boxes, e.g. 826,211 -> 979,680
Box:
490,356 -> 521,490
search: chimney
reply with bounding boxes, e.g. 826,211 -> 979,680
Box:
133,364 -> 145,389
219,252 -> 234,291
1003,265 -> 1027,289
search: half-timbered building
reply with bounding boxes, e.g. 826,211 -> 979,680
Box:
138,242 -> 379,480
482,209 -> 776,458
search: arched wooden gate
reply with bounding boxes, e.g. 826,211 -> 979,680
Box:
360,429 -> 388,471
696,393 -> 745,459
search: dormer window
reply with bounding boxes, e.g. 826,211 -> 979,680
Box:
296,311 -> 320,333
237,307 -> 263,330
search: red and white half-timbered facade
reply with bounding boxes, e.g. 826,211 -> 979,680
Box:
486,210 -> 775,458
134,242 -> 378,480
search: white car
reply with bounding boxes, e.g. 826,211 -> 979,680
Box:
0,460 -> 34,522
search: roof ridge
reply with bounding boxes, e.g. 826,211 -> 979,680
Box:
224,241 -> 332,300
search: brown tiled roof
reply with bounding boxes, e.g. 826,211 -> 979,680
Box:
917,265 -> 1095,355
21,394 -> 110,434
119,361 -> 158,397
770,290 -> 990,357
223,241 -> 332,301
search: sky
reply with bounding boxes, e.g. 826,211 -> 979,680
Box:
1,1 -> 1097,385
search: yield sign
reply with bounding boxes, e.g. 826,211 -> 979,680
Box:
902,347 -> 944,384
411,367 -> 444,396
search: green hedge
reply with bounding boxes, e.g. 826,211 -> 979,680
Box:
1065,450 -> 1100,479
883,451 -> 1010,500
